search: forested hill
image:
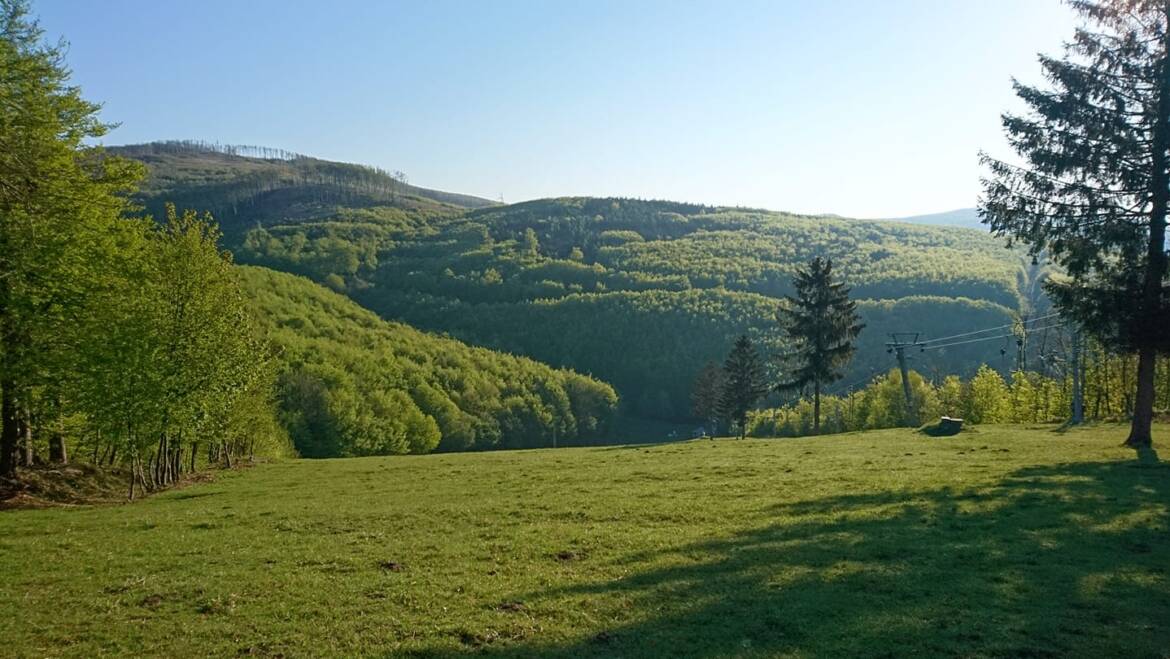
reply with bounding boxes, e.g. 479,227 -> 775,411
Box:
121,146 -> 1039,421
241,197 -> 1037,419
240,266 -> 618,455
109,140 -> 496,237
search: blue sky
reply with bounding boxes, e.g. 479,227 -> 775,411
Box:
37,0 -> 1077,217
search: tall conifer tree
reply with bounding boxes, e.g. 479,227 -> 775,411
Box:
980,0 -> 1170,448
691,360 -> 723,434
717,335 -> 769,439
776,257 -> 864,435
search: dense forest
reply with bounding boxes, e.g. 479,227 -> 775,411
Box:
241,266 -> 618,455
95,148 -> 1049,421
749,345 -> 1170,438
218,189 -> 1038,418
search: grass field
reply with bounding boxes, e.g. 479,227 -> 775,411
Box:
1,424 -> 1168,657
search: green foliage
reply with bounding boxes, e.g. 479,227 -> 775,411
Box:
111,140 -> 495,238
238,267 -> 619,456
965,365 -> 1010,424
748,349 -> 1170,439
67,206 -> 292,485
0,1 -> 142,474
717,335 -> 770,439
114,142 -> 1037,423
776,257 -> 864,432
979,2 -> 1170,445
216,194 -> 1029,420
690,360 -> 722,431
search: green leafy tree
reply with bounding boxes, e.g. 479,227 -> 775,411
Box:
937,375 -> 965,417
775,257 -> 865,434
856,369 -> 939,430
965,365 -> 1011,424
979,0 -> 1170,447
0,0 -> 142,474
718,335 -> 769,439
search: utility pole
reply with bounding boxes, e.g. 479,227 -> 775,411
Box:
886,333 -> 920,427
1070,328 -> 1084,424
1016,314 -> 1028,373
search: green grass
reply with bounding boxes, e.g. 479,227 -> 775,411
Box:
1,424 -> 1168,657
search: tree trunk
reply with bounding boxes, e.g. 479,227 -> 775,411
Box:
0,380 -> 17,476
19,408 -> 33,466
813,381 -> 821,435
1129,12 -> 1170,448
154,434 -> 166,485
190,442 -> 198,473
1127,347 -> 1157,448
49,431 -> 67,464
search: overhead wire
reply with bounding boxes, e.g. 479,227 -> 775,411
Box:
920,322 -> 1067,352
915,311 -> 1062,346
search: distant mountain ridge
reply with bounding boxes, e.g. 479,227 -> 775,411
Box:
883,208 -> 984,230
108,140 -> 497,236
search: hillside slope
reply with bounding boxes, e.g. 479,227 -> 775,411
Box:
242,197 -> 1033,417
1,424 -> 1164,656
239,266 -> 618,455
110,141 -> 495,237
116,146 -> 1043,420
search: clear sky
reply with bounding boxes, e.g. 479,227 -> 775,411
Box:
36,0 -> 1078,217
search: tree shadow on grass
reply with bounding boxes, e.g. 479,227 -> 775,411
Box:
418,457 -> 1170,658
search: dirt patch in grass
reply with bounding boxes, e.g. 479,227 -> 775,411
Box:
0,463 -> 131,509
0,463 -> 219,510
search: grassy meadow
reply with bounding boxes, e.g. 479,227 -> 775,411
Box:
1,424 -> 1168,657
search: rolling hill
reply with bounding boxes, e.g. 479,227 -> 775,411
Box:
116,142 -> 1046,420
239,265 -> 618,456
110,140 -> 494,238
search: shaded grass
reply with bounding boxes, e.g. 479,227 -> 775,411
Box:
0,424 -> 1167,657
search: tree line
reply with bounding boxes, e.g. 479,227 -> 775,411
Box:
690,257 -> 864,438
0,0 -> 290,489
695,1 -> 1170,447
0,2 -> 621,496
747,352 -> 1170,439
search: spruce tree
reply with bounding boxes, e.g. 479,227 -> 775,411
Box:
691,360 -> 723,434
717,335 -> 769,439
776,257 -> 864,435
979,0 -> 1170,448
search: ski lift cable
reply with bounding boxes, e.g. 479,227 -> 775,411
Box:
916,311 -> 1062,346
920,322 -> 1067,352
